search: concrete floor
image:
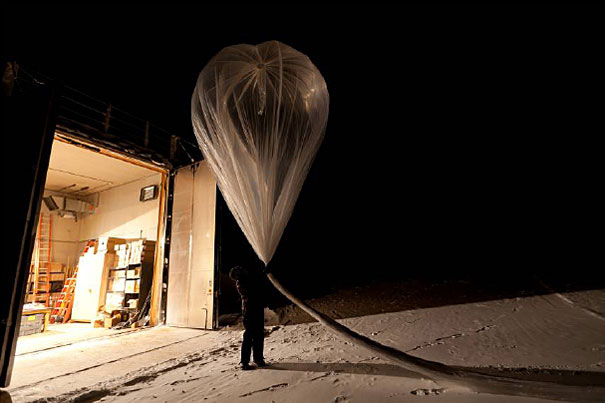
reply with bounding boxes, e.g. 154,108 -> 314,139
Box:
7,325 -> 215,402
16,322 -> 137,356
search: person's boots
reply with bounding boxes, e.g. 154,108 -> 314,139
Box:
239,362 -> 252,370
254,360 -> 268,367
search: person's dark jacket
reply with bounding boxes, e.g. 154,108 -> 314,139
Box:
235,272 -> 265,321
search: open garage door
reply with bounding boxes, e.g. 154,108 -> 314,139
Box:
166,161 -> 218,329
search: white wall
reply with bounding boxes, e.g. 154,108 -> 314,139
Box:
166,161 -> 216,328
41,172 -> 161,268
78,173 -> 162,242
41,192 -> 82,269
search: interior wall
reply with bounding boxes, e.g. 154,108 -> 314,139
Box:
40,169 -> 162,270
78,173 -> 162,243
40,192 -> 82,269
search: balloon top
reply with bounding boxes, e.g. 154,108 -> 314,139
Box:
192,41 -> 329,265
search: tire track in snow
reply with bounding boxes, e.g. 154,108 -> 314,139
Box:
406,333 -> 465,352
238,382 -> 289,397
406,324 -> 497,353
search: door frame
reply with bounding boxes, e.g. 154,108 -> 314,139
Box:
44,134 -> 221,329
2,127 -> 173,387
2,80 -> 58,387
53,130 -> 172,327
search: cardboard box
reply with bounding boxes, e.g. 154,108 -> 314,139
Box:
116,244 -> 130,268
104,316 -> 120,328
49,272 -> 65,282
98,237 -> 127,253
49,262 -> 64,272
111,277 -> 126,292
126,269 -> 137,279
105,293 -> 124,312
125,279 -> 137,293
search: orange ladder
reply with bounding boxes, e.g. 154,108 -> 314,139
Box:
50,268 -> 78,324
31,213 -> 53,306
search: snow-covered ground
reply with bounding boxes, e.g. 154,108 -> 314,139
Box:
8,279 -> 605,402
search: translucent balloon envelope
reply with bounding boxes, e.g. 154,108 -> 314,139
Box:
192,41 -> 329,265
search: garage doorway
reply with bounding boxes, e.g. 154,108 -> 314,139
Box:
2,74 -> 218,388
17,134 -> 168,354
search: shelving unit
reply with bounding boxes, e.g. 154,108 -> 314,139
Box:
104,240 -> 155,315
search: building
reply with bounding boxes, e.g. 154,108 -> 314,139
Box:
2,63 -> 222,386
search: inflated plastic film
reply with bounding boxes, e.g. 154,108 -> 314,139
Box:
191,41 -> 329,265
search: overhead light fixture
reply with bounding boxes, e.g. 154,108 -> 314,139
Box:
59,211 -> 77,221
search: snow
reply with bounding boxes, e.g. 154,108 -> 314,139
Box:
8,280 -> 605,402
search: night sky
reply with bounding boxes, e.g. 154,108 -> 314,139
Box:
4,5 -> 601,309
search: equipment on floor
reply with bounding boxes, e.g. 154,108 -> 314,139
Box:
50,267 -> 78,324
20,303 -> 51,336
72,237 -> 155,325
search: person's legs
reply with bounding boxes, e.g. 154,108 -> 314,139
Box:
241,325 -> 253,366
252,308 -> 265,365
252,329 -> 264,364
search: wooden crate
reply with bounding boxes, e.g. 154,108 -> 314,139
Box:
49,272 -> 65,282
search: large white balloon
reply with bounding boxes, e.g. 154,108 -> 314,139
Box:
192,41 -> 329,265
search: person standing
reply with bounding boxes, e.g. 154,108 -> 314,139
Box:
229,266 -> 267,370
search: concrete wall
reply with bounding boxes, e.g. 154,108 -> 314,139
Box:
79,173 -> 162,242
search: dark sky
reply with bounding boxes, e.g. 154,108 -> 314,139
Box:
4,5 -> 601,298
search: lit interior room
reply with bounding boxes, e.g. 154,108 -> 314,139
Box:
19,137 -> 162,353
